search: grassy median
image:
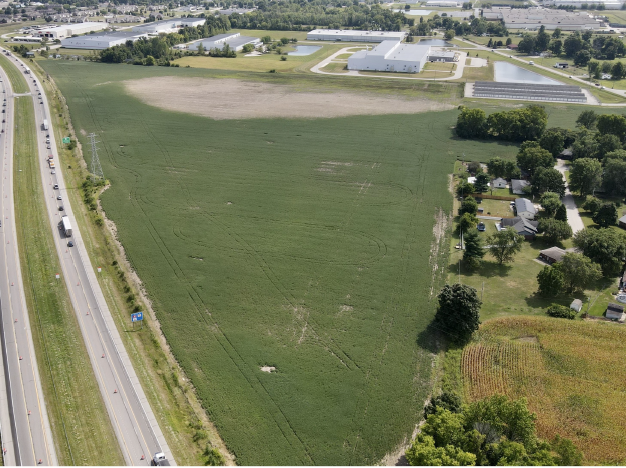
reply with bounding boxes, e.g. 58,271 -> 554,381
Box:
0,52 -> 29,94
10,92 -> 123,463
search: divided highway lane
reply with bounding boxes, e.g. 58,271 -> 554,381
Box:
0,59 -> 57,466
9,57 -> 175,465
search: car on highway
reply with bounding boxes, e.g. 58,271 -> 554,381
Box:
51,170 -> 55,174
2,120 -> 4,123
53,184 -> 59,189
46,145 -> 50,149
58,206 -> 64,211
56,195 -> 62,200
67,241 -> 74,247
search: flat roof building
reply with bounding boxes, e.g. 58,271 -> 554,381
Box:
132,17 -> 206,34
307,29 -> 406,42
544,0 -> 623,9
483,7 -> 600,30
425,0 -> 461,6
188,32 -> 261,52
61,30 -> 148,49
348,41 -> 430,73
34,21 -> 107,39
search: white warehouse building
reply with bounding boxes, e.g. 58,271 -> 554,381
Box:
348,41 -> 431,73
61,31 -> 148,49
188,32 -> 261,52
307,29 -> 406,42
34,22 -> 107,39
132,17 -> 206,34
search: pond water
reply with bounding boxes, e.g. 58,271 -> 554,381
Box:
418,39 -> 456,47
288,45 -> 321,56
494,61 -> 562,85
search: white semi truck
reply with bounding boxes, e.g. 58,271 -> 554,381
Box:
61,216 -> 72,237
42,119 -> 48,131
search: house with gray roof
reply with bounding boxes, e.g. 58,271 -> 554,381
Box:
606,303 -> 625,321
514,198 -> 537,220
619,214 -> 626,230
539,246 -> 566,264
491,177 -> 507,189
511,179 -> 530,195
500,216 -> 539,239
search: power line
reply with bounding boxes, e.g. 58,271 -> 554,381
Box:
87,133 -> 104,182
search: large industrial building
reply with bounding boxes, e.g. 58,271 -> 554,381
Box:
61,30 -> 148,49
307,29 -> 406,42
425,0 -> 461,6
483,7 -> 600,30
542,0 -> 624,9
34,22 -> 107,39
188,32 -> 261,52
348,41 -> 431,73
132,17 -> 206,34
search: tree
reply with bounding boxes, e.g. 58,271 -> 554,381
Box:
538,218 -> 572,243
592,202 -> 618,227
576,110 -> 597,130
456,181 -> 475,198
459,196 -> 478,216
539,128 -> 565,157
535,25 -> 550,52
540,192 -> 562,217
456,107 -> 487,139
552,28 -> 562,38
602,158 -> 626,196
406,434 -> 476,466
531,167 -> 565,197
445,29 -> 455,40
548,39 -> 562,56
196,43 -> 205,55
574,227 -> 626,276
537,264 -> 565,296
564,32 -> 584,57
603,149 -> 626,164
463,229 -> 485,269
588,60 -> 601,79
574,49 -> 591,67
555,203 -> 568,222
597,113 -> 626,141
486,228 -> 524,264
612,61 -> 626,80
569,157 -> 602,196
517,33 -> 536,54
546,303 -> 576,319
467,160 -> 482,174
552,435 -> 584,466
144,54 -> 156,65
457,212 -> 478,235
572,129 -> 599,160
487,157 -> 507,178
582,195 -> 602,214
424,392 -> 462,418
474,173 -> 489,192
595,133 -> 622,160
434,283 -> 481,344
506,37 -> 512,46
516,142 -> 554,177
560,252 -> 602,292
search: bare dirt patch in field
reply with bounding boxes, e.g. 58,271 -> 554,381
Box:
124,76 -> 454,120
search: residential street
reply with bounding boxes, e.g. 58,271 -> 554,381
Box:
555,159 -> 585,234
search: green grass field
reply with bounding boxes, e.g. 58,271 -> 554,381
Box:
11,95 -> 123,465
0,53 -> 29,93
36,59 -> 533,466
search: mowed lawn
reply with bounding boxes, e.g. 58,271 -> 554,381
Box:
462,316 -> 626,465
38,61 -> 567,465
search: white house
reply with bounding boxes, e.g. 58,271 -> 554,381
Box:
491,177 -> 507,189
514,198 -> 537,220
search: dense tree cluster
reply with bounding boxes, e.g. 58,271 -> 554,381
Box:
410,15 -> 506,38
456,105 -> 547,142
406,394 -> 583,466
434,284 -> 481,344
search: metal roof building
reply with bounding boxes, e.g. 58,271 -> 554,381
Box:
61,31 -> 148,49
132,17 -> 206,34
34,22 -> 107,39
307,29 -> 406,42
348,41 -> 430,73
483,7 -> 600,30
188,32 -> 261,52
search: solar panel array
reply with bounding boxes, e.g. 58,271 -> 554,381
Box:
473,81 -> 587,103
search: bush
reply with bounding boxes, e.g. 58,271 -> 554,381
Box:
546,303 -> 576,319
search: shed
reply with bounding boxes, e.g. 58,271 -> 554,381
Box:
606,302 -> 625,321
491,177 -> 507,189
511,179 -> 530,195
514,198 -> 537,219
619,214 -> 626,230
539,246 -> 566,264
570,299 -> 583,313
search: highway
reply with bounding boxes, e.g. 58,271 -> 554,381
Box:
0,58 -> 57,466
6,54 -> 175,465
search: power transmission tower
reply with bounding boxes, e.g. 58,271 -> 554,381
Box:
87,133 -> 104,182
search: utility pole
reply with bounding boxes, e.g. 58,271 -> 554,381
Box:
87,133 -> 104,182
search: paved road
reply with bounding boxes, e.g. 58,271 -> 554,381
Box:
555,159 -> 585,234
7,54 -> 175,465
0,57 -> 57,466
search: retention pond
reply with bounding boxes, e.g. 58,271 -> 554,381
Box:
494,61 -> 562,85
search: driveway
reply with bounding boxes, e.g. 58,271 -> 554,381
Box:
555,159 -> 585,234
